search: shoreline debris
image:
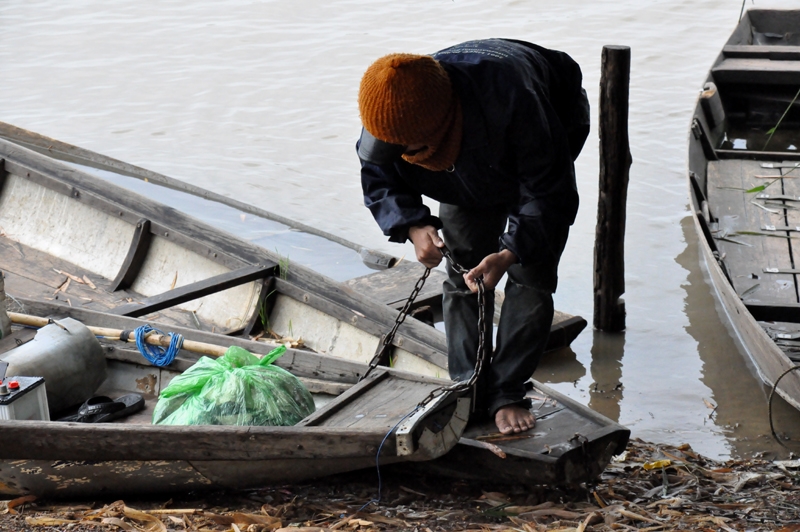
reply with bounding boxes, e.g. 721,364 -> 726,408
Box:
2,438 -> 798,531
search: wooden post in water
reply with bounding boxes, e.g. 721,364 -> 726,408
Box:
594,45 -> 631,332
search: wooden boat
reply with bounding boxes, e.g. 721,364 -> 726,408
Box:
689,9 -> 800,411
0,300 -> 469,498
0,129 -> 628,496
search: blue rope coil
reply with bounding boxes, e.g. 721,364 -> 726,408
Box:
134,324 -> 184,367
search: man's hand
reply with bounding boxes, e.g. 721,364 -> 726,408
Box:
408,225 -> 444,268
464,249 -> 517,292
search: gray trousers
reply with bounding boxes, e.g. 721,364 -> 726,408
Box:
439,203 -> 568,416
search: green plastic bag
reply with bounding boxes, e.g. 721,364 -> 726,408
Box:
152,345 -> 315,426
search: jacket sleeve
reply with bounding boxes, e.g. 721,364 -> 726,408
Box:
358,145 -> 442,243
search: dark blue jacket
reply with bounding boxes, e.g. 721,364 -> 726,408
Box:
358,39 -> 589,265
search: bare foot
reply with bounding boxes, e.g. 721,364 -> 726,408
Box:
495,404 -> 536,435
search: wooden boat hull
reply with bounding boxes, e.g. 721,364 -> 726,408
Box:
688,9 -> 800,410
0,301 -> 469,498
0,128 -> 626,495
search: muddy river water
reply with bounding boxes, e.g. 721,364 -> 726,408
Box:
2,0 -> 800,459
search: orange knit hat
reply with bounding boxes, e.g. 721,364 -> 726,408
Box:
359,53 -> 455,146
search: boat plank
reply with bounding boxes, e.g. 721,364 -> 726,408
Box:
343,262 -> 446,308
712,58 -> 800,85
0,422 -> 394,461
0,459 -> 214,498
0,236 -> 124,312
707,159 -> 796,303
723,44 -> 800,60
110,263 -> 274,318
778,163 -> 800,300
746,301 -> 800,322
188,458 -> 386,491
297,370 -> 389,427
0,239 -> 213,330
316,377 -> 437,429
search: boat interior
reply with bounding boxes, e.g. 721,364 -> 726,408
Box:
688,9 -> 800,364
0,137 -> 453,378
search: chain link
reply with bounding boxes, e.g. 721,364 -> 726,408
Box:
360,246 -> 488,413
359,266 -> 432,381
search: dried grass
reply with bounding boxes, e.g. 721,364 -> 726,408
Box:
1,439 -> 798,532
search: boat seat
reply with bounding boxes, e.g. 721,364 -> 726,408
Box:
723,45 -> 800,60
712,57 -> 800,85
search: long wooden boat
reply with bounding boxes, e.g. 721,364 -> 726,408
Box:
689,9 -> 800,411
0,132 -> 628,496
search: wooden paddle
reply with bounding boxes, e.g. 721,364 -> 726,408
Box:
8,312 -> 229,357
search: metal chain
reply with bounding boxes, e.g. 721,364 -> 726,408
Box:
360,246 -> 488,410
359,267 -> 432,381
439,247 -> 486,387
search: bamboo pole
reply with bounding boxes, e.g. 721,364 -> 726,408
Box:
594,45 -> 632,332
8,313 -> 350,395
9,312 -> 228,357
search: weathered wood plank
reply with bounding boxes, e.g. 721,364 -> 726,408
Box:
343,262 -> 446,308
723,44 -> 800,60
297,370 -> 389,427
0,459 -> 214,498
242,277 -> 274,337
712,58 -> 800,85
544,316 -> 588,353
0,422 -> 395,461
707,159 -> 796,303
0,236 -> 126,315
317,376 -> 436,429
111,264 -> 274,317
